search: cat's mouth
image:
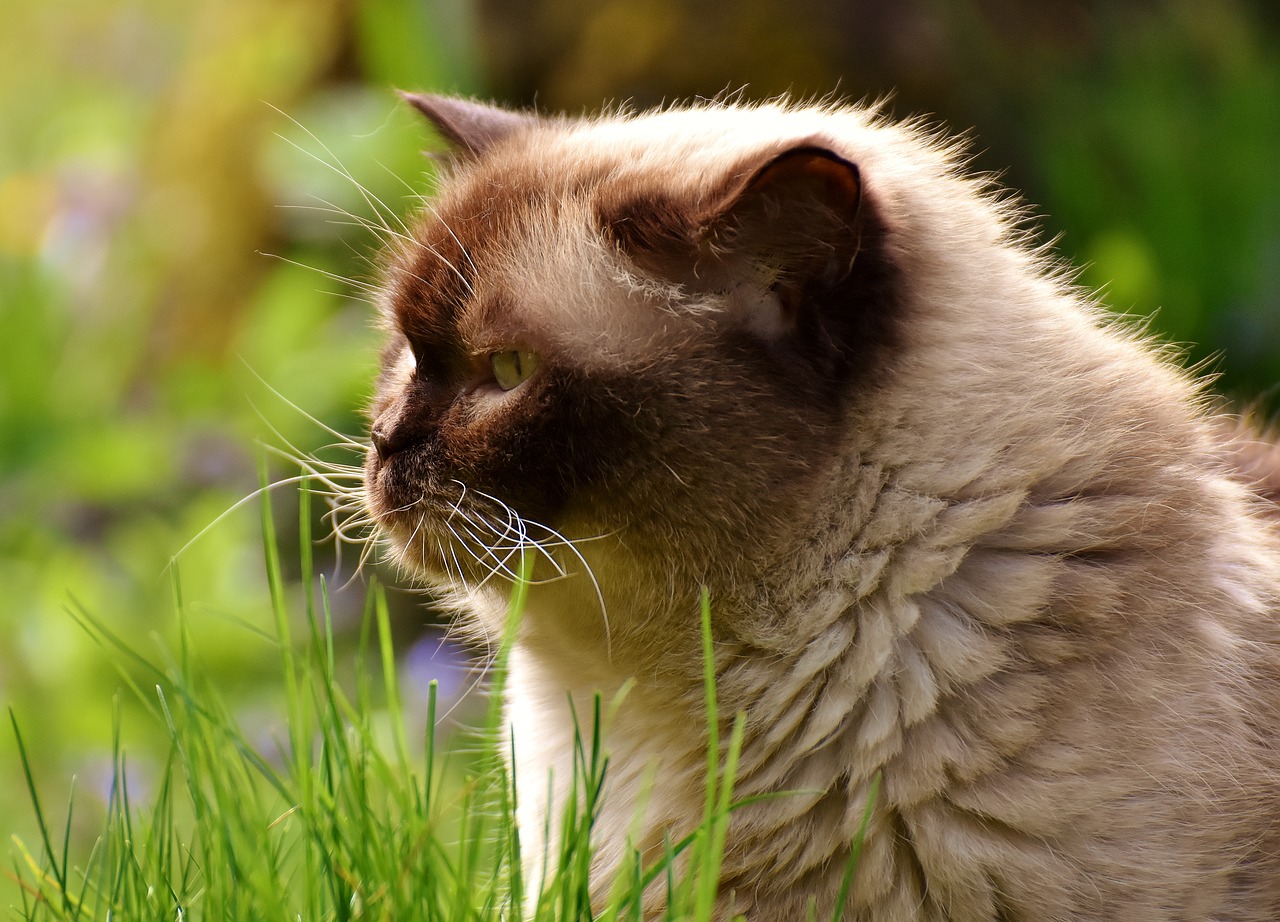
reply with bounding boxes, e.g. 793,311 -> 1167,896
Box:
365,452 -> 566,588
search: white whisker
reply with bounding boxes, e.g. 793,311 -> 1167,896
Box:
243,365 -> 369,451
170,473 -> 335,565
258,250 -> 382,294
266,102 -> 411,240
468,487 -> 614,660
420,199 -> 478,286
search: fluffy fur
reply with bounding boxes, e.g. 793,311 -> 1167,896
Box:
362,94 -> 1280,920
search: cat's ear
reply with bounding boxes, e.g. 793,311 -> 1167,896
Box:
399,93 -> 537,157
701,145 -> 864,337
600,141 -> 896,365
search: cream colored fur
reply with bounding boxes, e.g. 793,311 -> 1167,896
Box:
370,99 -> 1280,920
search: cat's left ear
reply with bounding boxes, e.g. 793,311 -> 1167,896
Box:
700,145 -> 864,337
400,93 -> 538,158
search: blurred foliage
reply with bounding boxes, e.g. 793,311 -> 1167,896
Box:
937,1 -> 1280,397
0,0 -> 478,858
2,0 -> 1279,884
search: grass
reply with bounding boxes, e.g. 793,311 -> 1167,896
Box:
8,479 -> 878,920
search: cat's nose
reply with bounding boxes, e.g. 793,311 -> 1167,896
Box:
371,404 -> 428,461
370,424 -> 396,462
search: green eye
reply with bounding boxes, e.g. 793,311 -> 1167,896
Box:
489,349 -> 540,391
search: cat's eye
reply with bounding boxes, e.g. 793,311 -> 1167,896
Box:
489,349 -> 540,391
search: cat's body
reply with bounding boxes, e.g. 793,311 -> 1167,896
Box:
363,95 -> 1280,919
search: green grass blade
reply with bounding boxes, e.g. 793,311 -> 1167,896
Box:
375,582 -> 413,779
699,587 -> 720,835
831,771 -> 881,922
10,709 -> 71,909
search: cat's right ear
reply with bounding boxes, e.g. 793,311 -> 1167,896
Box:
399,93 -> 538,158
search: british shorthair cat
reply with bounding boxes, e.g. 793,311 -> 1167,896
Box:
362,94 -> 1280,920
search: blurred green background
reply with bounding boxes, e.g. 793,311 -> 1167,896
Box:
2,0 -> 1278,880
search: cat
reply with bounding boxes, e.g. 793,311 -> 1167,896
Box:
361,93 -> 1280,920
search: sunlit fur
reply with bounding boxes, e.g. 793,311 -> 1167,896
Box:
353,96 -> 1280,920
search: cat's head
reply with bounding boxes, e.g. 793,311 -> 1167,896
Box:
363,95 -> 909,640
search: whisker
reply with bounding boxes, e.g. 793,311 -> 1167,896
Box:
443,536 -> 470,594
281,197 -> 415,246
448,517 -> 524,585
170,474 -> 332,565
242,366 -> 369,451
433,650 -> 494,727
467,487 -> 614,660
353,531 -> 384,583
421,199 -> 478,280
265,102 -> 411,240
417,236 -> 475,297
460,508 -> 574,583
258,250 -> 382,295
260,443 -> 364,497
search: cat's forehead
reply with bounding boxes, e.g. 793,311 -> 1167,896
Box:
386,151 -> 682,359
382,102 -> 949,359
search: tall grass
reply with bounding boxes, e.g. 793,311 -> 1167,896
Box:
9,481 -> 877,920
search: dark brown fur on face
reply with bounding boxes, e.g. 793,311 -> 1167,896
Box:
363,95 -> 1280,921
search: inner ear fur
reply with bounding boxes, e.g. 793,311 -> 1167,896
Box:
600,142 -> 866,297
599,140 -> 901,386
700,145 -> 864,301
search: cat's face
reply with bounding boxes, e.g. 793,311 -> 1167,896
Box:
363,96 -> 902,629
